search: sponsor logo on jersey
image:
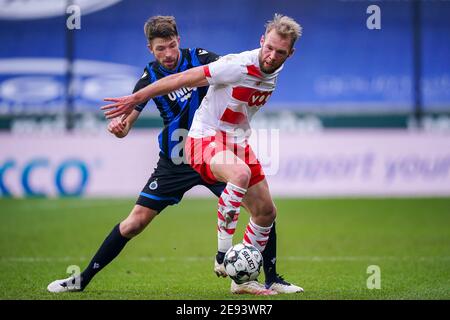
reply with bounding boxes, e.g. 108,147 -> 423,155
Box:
248,90 -> 272,107
167,87 -> 198,102
231,86 -> 273,107
197,49 -> 209,55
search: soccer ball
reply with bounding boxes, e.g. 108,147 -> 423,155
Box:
224,243 -> 263,284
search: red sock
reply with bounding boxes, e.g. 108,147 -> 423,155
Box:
243,219 -> 272,252
217,182 -> 247,253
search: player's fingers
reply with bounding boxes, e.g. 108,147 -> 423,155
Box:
100,102 -> 120,111
117,122 -> 125,132
114,120 -> 125,131
107,120 -> 116,130
109,125 -> 118,133
103,98 -> 121,102
109,121 -> 117,130
104,108 -> 125,119
121,112 -> 130,122
120,114 -> 128,124
105,113 -> 118,120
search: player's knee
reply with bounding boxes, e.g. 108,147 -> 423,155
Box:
231,165 -> 251,187
121,206 -> 157,238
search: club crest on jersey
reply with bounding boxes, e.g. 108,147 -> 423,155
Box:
149,180 -> 158,190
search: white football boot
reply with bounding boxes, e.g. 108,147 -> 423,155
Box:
265,274 -> 304,294
47,276 -> 82,293
214,258 -> 228,278
231,280 -> 278,295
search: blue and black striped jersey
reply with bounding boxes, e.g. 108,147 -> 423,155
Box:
133,48 -> 219,161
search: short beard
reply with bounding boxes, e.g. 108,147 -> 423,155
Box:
258,52 -> 279,74
259,61 -> 278,74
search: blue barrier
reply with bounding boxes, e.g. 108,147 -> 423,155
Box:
0,0 -> 449,113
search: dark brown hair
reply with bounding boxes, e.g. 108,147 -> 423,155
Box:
144,15 -> 178,43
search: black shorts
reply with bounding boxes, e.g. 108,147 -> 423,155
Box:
136,152 -> 226,212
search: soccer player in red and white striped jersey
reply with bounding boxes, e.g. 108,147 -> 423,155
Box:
102,14 -> 304,295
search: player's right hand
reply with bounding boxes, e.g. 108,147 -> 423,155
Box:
102,95 -> 137,120
107,117 -> 127,138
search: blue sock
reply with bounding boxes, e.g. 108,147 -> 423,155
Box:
79,223 -> 130,289
216,251 -> 225,264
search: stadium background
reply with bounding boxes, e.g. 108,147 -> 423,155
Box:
0,0 -> 449,300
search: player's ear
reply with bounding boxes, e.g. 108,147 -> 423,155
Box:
177,36 -> 181,46
288,47 -> 295,58
260,35 -> 265,47
147,42 -> 153,54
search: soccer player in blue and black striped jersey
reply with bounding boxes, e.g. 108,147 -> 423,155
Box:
48,16 -> 299,295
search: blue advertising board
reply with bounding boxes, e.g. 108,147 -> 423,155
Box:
0,0 -> 449,114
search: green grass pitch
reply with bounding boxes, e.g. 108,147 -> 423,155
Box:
0,197 -> 449,300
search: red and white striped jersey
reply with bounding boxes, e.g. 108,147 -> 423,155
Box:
188,49 -> 283,145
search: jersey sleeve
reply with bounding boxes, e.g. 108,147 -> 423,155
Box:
203,54 -> 244,86
195,48 -> 220,65
133,68 -> 151,112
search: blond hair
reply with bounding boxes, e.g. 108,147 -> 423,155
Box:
265,13 -> 302,48
144,15 -> 178,43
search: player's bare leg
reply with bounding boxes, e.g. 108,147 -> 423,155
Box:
120,205 -> 158,237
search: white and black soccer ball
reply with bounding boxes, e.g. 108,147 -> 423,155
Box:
224,243 -> 263,284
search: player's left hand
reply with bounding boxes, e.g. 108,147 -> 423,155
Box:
101,95 -> 137,120
107,116 -> 127,137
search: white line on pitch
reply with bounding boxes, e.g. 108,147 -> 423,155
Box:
1,256 -> 449,263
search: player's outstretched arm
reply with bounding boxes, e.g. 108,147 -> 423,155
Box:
101,66 -> 208,120
107,109 -> 140,138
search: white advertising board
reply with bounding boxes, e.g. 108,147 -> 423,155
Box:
1,130 -> 449,198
